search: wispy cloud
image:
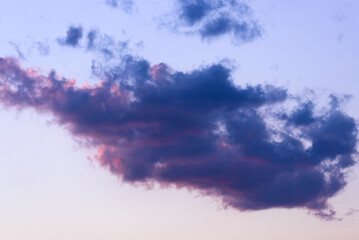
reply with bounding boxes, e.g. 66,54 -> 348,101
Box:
345,208 -> 359,216
34,41 -> 50,56
86,29 -> 129,59
8,42 -> 25,60
105,0 -> 134,12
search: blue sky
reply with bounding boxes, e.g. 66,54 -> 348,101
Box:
0,0 -> 359,239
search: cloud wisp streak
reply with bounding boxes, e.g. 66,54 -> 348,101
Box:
0,57 -> 357,219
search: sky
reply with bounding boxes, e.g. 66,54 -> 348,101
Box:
0,0 -> 359,239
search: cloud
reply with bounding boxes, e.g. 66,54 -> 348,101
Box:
105,0 -> 134,12
86,29 -> 129,59
34,41 -> 50,56
87,30 -> 98,50
56,27 -> 129,60
288,101 -> 315,126
169,0 -> 261,43
0,56 -> 357,219
179,0 -> 211,25
8,42 -> 25,60
346,208 -> 359,216
57,25 -> 83,47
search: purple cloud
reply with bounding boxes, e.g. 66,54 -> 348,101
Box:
0,56 -> 357,219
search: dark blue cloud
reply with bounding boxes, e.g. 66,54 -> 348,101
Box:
57,26 -> 83,47
289,101 -> 315,126
310,111 -> 357,159
0,56 -> 357,219
200,16 -> 232,37
179,0 -> 211,25
173,0 -> 261,43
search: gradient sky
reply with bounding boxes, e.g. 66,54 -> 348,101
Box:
0,0 -> 359,239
